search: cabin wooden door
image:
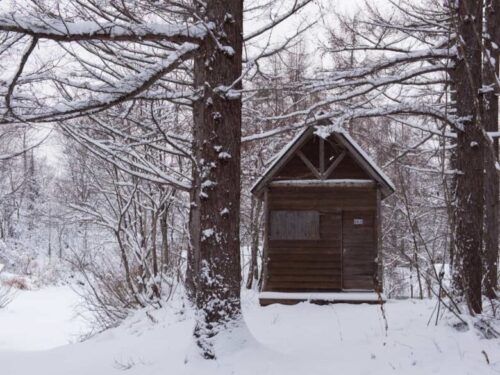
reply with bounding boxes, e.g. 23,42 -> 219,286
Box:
319,212 -> 342,290
342,210 -> 376,290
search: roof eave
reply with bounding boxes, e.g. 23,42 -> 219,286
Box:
250,125 -> 396,200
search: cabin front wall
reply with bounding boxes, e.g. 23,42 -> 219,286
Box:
262,186 -> 379,294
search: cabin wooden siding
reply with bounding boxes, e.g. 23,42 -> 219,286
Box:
253,129 -> 394,304
262,185 -> 378,293
273,151 -> 370,182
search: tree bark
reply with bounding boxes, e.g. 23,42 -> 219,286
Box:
190,0 -> 244,359
452,0 -> 484,314
160,200 -> 170,273
483,0 -> 499,299
246,196 -> 262,289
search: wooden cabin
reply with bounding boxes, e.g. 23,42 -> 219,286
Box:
251,126 -> 395,306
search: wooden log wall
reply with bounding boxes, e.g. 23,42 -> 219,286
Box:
262,186 -> 378,293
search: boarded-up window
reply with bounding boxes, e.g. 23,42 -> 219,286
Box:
269,210 -> 320,240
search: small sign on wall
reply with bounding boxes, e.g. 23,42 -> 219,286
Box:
353,218 -> 364,225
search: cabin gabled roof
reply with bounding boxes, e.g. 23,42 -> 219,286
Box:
250,125 -> 395,199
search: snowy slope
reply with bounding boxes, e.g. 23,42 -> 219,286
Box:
0,288 -> 499,375
0,286 -> 90,351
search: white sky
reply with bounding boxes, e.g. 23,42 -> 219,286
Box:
22,0 -> 391,167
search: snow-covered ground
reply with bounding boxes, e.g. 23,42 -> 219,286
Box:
0,285 -> 90,351
0,288 -> 499,375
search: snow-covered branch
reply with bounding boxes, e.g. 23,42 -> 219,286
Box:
0,15 -> 211,43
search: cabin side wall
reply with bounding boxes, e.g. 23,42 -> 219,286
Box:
376,189 -> 383,292
262,186 -> 380,293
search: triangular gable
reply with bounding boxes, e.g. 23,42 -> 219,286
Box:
250,125 -> 395,199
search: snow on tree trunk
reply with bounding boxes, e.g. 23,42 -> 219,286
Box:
482,0 -> 499,299
452,0 -> 484,314
189,0 -> 244,359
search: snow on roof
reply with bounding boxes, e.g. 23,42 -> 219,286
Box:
250,124 -> 395,197
250,126 -> 311,194
335,130 -> 396,193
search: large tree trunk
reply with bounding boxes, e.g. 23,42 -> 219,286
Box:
189,0 -> 244,359
483,0 -> 499,299
452,0 -> 484,314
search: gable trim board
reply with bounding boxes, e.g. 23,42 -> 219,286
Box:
250,126 -> 395,199
269,179 -> 375,188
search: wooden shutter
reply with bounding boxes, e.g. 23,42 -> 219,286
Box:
269,210 -> 320,240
